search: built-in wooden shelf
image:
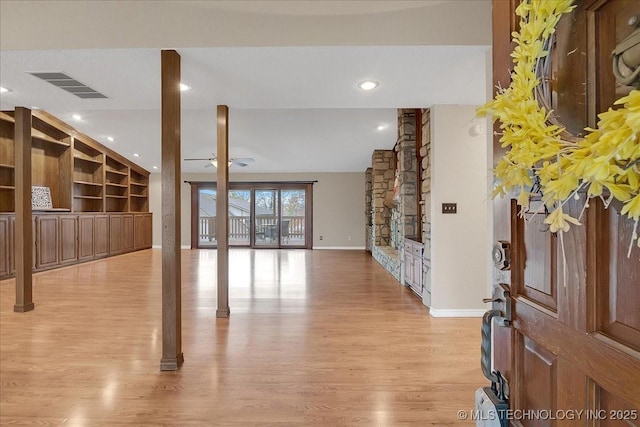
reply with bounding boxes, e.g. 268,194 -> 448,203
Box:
32,208 -> 71,212
74,156 -> 103,165
1,109 -> 148,217
74,180 -> 103,187
0,112 -> 15,123
74,195 -> 103,200
32,129 -> 70,147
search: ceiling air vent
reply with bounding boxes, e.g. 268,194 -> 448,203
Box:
29,72 -> 107,99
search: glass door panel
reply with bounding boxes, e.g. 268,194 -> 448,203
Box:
280,189 -> 306,247
229,190 -> 251,246
253,189 -> 279,247
198,188 -> 217,248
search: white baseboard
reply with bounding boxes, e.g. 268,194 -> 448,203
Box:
429,308 -> 486,318
313,246 -> 366,250
151,245 -> 191,249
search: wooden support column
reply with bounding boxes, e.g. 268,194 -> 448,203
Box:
14,107 -> 34,313
160,50 -> 183,371
216,105 -> 230,318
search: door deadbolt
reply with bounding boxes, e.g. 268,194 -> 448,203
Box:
492,241 -> 511,271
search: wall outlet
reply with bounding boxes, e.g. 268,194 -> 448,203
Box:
442,203 -> 457,214
319,235 -> 323,240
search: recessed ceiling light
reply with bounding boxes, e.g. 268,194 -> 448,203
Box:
377,124 -> 387,131
72,114 -> 82,121
358,80 -> 379,91
133,153 -> 140,157
152,166 -> 159,170
179,83 -> 191,91
0,86 -> 11,93
106,136 -> 115,142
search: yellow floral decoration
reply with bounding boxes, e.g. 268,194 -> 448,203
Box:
478,0 -> 640,254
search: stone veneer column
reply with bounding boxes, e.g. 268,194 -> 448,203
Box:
397,109 -> 418,240
371,150 -> 395,246
420,108 -> 432,306
365,167 -> 373,252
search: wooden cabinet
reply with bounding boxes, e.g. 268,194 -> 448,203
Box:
122,214 -> 134,252
404,238 -> 423,297
0,215 -> 8,277
109,215 -> 123,254
0,212 -> 152,280
134,213 -> 152,249
36,216 -> 59,269
59,215 -> 78,265
94,215 -> 109,257
0,108 -> 154,281
78,215 -> 95,260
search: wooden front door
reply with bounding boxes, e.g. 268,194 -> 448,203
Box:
491,1 -> 640,425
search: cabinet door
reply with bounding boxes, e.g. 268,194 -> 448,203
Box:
413,255 -> 422,293
0,216 -> 8,278
59,215 -> 78,265
122,214 -> 134,252
94,215 -> 109,257
10,216 -> 16,275
78,216 -> 95,260
404,245 -> 414,286
134,214 -> 152,249
36,216 -> 59,269
109,215 -> 123,254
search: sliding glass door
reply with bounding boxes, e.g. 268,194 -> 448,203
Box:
253,189 -> 279,248
190,182 -> 313,249
198,188 -> 217,248
280,189 -> 306,247
229,190 -> 251,246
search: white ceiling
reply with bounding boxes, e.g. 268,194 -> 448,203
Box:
0,1 -> 491,174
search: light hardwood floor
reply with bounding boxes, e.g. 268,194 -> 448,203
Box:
1,249 -> 484,426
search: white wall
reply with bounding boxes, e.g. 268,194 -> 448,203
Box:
429,105 -> 491,316
149,172 -> 365,248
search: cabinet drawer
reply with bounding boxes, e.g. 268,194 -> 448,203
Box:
412,244 -> 423,257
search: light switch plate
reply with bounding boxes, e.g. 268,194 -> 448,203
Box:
442,203 -> 457,214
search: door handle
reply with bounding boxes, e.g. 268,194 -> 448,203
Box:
484,283 -> 512,326
481,309 -> 502,383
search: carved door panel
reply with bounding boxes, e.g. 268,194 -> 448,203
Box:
492,0 -> 640,425
122,214 -> 134,252
59,215 -> 78,265
109,215 -> 123,255
36,215 -> 58,269
94,215 -> 109,257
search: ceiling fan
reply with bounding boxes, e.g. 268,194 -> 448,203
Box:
184,155 -> 255,168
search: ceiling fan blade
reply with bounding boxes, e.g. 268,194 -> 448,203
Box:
235,161 -> 248,167
184,157 -> 215,161
233,157 -> 255,163
204,162 -> 215,168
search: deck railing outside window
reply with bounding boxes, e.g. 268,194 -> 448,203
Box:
199,215 -> 305,243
